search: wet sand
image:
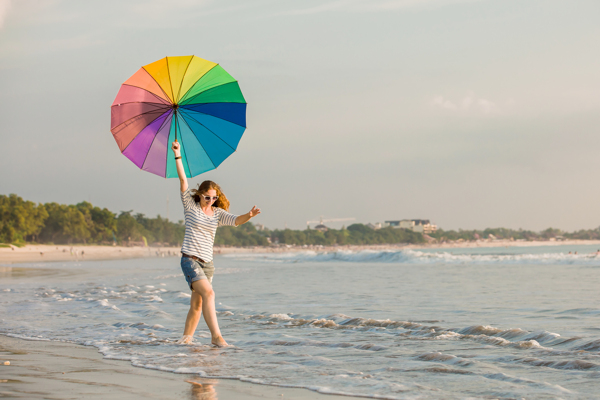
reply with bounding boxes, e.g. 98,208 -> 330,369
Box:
2,239 -> 600,264
0,335 -> 355,400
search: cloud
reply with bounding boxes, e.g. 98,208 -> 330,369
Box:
431,92 -> 503,115
432,95 -> 458,110
0,0 -> 10,28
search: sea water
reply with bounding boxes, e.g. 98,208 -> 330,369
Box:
1,245 -> 600,399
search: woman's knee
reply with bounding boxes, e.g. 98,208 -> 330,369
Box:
192,280 -> 215,299
201,287 -> 215,300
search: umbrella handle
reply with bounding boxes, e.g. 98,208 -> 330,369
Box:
174,109 -> 178,143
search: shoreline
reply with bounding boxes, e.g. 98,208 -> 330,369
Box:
2,239 -> 600,264
0,334 -> 357,400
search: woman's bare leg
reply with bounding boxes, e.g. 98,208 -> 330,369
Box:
191,279 -> 228,347
183,290 -> 203,337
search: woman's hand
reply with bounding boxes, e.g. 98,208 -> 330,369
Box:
235,206 -> 261,226
172,141 -> 181,157
248,206 -> 261,218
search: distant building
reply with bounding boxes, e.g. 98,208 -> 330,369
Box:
366,222 -> 382,230
385,219 -> 437,234
314,224 -> 328,232
255,223 -> 265,231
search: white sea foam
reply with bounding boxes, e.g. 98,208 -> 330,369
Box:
225,249 -> 600,265
268,313 -> 293,320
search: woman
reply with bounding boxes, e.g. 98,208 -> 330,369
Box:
172,141 -> 260,347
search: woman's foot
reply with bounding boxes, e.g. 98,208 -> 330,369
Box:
177,335 -> 194,345
211,335 -> 228,347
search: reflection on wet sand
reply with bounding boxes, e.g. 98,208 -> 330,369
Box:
187,380 -> 218,400
0,267 -> 56,278
0,266 -> 83,280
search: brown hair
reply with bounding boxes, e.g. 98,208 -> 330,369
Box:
191,180 -> 230,211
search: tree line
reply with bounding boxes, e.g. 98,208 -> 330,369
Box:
4,193 -> 600,247
0,194 -> 184,245
429,227 -> 600,241
267,223 -> 425,246
216,223 -> 426,247
0,194 -> 425,247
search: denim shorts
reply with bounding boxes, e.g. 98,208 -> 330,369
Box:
180,257 -> 214,290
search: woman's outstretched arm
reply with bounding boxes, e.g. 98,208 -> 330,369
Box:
235,206 -> 261,226
172,141 -> 188,192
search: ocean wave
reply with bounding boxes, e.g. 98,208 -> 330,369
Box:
518,357 -> 599,370
243,313 -> 582,353
483,372 -> 572,392
415,352 -> 474,367
575,339 -> 600,352
224,249 -> 600,265
245,338 -> 386,351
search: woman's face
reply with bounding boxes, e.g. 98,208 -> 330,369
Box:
200,189 -> 218,207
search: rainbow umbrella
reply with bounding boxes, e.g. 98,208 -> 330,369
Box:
110,56 -> 247,178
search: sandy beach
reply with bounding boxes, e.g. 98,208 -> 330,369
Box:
0,335 -> 354,400
0,245 -> 181,264
2,239 -> 600,264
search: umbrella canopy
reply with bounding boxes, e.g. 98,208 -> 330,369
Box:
110,56 -> 247,178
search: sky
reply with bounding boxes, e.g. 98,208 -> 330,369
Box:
1,0 -> 599,231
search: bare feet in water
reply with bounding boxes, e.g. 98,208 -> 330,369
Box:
177,335 -> 193,345
211,335 -> 228,347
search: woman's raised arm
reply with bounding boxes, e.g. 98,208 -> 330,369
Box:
171,141 -> 188,192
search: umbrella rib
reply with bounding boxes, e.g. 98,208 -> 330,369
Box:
175,57 -> 194,103
180,109 -> 236,153
113,109 -> 170,139
140,110 -> 173,171
178,64 -> 220,103
181,79 -> 240,105
178,112 -> 217,170
176,114 -> 197,177
112,106 -> 172,138
116,84 -> 171,105
166,57 -> 175,104
113,101 -> 171,107
142,66 -> 175,105
180,105 -> 246,128
111,104 -> 171,125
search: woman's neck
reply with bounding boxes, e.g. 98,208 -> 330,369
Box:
201,204 -> 213,215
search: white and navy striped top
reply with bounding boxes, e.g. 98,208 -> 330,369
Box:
180,188 -> 238,262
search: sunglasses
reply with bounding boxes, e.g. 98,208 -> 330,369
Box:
202,195 -> 219,202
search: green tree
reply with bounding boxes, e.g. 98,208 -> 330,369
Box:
116,211 -> 142,243
39,203 -> 90,244
0,194 -> 48,243
215,222 -> 269,246
76,202 -> 117,243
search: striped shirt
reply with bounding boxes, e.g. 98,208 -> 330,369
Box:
180,188 -> 238,262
